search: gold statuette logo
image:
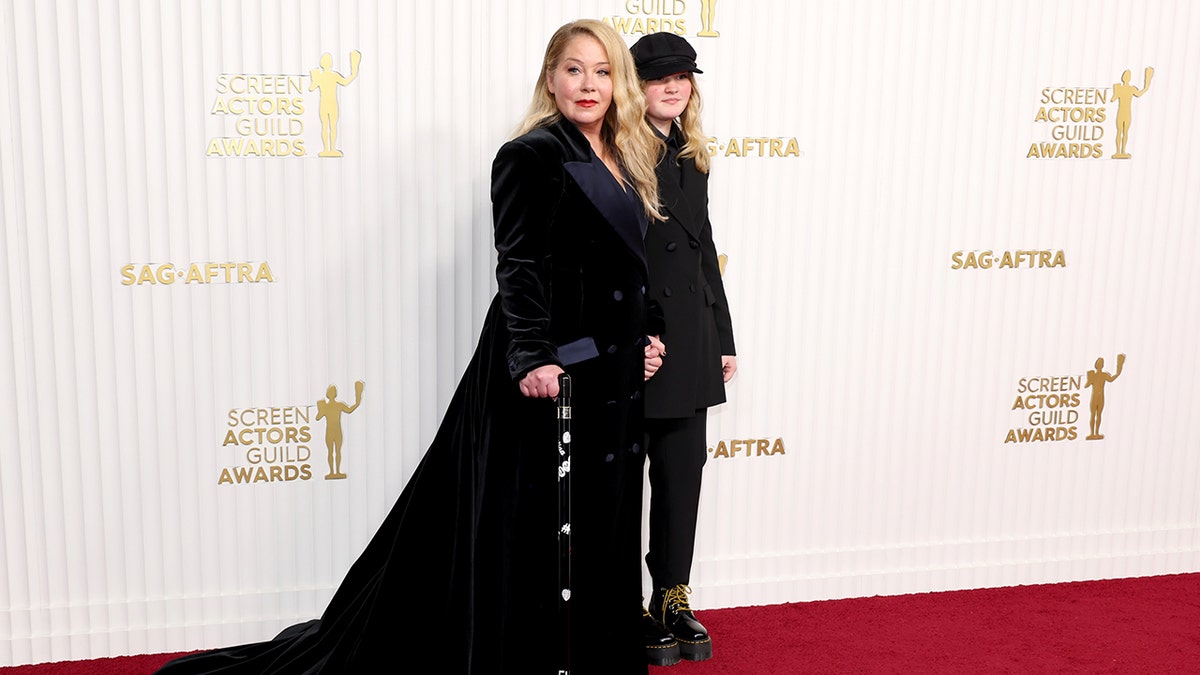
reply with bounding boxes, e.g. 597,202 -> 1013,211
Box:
1111,69 -> 1153,159
317,380 -> 365,479
310,51 -> 362,157
696,0 -> 720,36
1084,354 -> 1124,439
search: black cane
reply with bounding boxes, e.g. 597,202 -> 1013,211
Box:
556,373 -> 572,674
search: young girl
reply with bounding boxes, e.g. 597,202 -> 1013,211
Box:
631,31 -> 738,665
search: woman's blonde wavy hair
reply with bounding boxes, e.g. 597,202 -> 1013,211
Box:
515,19 -> 664,220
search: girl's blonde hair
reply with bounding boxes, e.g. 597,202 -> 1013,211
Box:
673,73 -> 711,174
515,19 -> 664,220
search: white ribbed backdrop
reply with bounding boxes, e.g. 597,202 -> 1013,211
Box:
3,0 -> 1198,666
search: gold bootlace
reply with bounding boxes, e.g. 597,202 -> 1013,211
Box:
662,584 -> 694,613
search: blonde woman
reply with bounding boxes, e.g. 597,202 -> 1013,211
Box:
158,20 -> 663,675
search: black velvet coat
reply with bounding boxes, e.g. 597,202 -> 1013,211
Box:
643,127 -> 736,419
156,118 -> 651,674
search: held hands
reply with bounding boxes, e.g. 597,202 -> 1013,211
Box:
721,355 -> 738,383
519,364 -> 564,398
521,337 -> 672,393
645,335 -> 666,381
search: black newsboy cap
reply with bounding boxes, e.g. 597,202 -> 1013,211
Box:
629,32 -> 703,80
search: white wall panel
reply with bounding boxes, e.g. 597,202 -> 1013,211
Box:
2,0 -> 1198,665
691,0 -> 1200,610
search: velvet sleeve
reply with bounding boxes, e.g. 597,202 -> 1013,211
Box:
491,138 -> 564,380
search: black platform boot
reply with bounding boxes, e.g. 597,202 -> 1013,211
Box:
641,602 -> 682,666
651,585 -> 712,661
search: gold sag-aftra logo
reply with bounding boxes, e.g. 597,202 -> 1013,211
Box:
207,50 -> 362,158
705,135 -> 803,159
605,0 -> 721,36
708,437 -> 786,459
1005,354 -> 1125,444
119,261 -> 275,286
1027,67 -> 1154,159
949,249 -> 1066,270
218,380 -> 364,485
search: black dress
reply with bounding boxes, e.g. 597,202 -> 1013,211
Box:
156,117 -> 651,674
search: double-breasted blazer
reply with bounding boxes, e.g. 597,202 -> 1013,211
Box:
643,126 -> 736,419
493,117 -> 651,406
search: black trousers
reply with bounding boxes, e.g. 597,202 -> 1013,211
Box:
644,410 -> 708,589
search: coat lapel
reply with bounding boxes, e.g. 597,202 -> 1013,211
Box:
657,163 -> 704,241
557,120 -> 648,266
655,126 -> 706,241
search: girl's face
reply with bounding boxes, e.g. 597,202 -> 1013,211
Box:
643,72 -> 692,135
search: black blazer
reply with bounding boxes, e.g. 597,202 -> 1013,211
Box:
491,117 -> 651,408
643,128 -> 736,419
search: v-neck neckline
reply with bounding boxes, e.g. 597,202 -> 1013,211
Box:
592,148 -> 628,194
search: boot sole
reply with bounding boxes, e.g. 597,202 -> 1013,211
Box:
646,642 -> 682,666
678,637 -> 712,661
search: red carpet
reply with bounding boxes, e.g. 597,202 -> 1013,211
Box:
3,573 -> 1198,673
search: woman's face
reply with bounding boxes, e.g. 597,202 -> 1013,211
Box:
547,35 -> 613,135
643,72 -> 691,135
